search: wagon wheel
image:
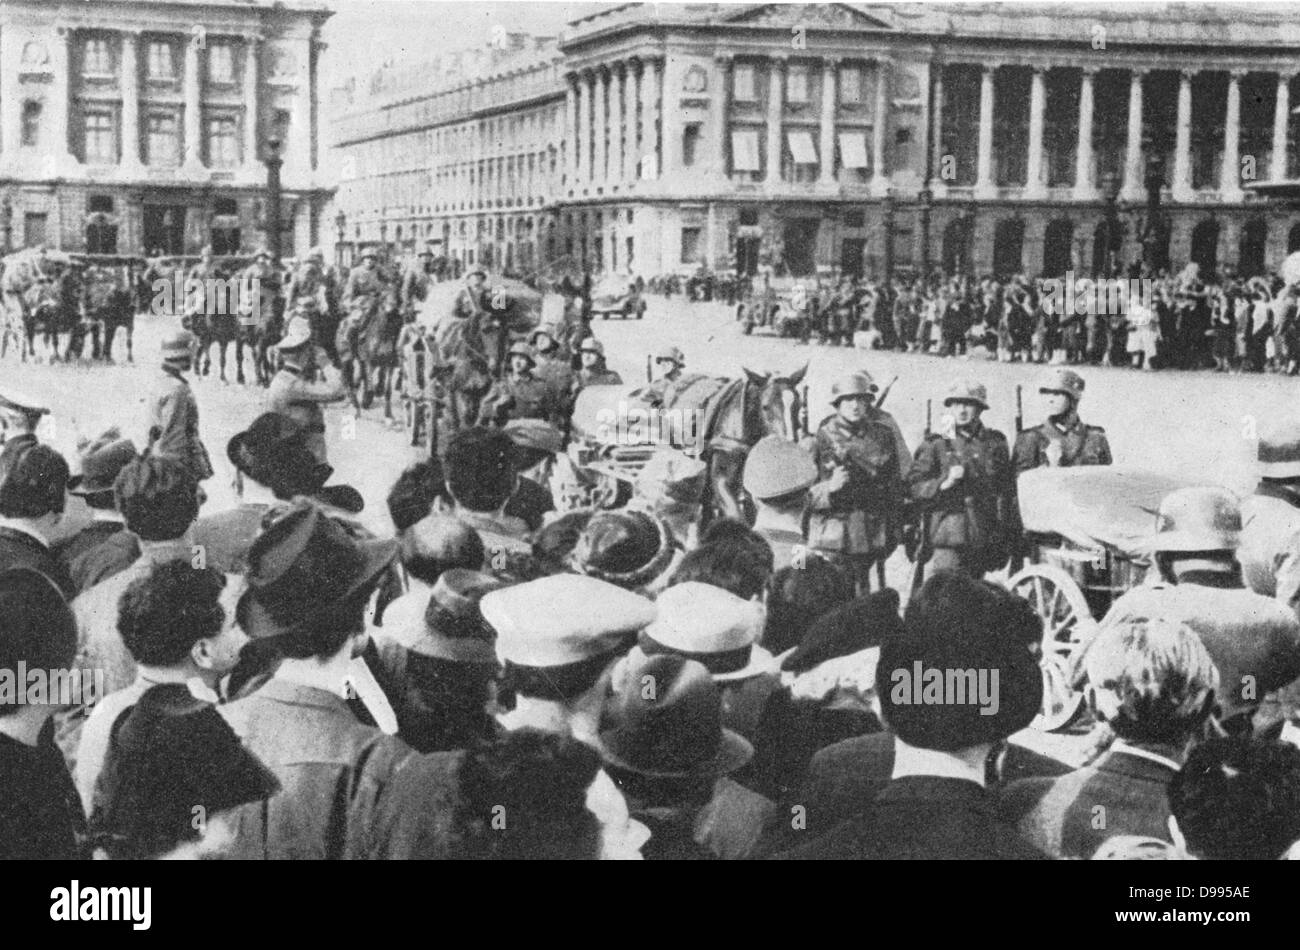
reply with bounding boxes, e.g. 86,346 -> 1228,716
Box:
1008,563 -> 1097,732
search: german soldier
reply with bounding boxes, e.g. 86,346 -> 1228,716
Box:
908,380 -> 1020,577
1012,367 -> 1112,472
266,316 -> 348,466
478,341 -> 563,428
807,371 -> 905,595
572,337 -> 623,393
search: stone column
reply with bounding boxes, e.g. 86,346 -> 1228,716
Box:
1025,66 -> 1046,198
593,66 -> 608,188
608,62 -> 624,188
930,62 -> 946,197
1221,69 -> 1244,200
714,53 -> 732,181
183,31 -> 204,170
975,64 -> 996,197
1272,72 -> 1292,182
870,59 -> 890,195
50,29 -> 74,169
564,73 -> 578,189
819,56 -> 837,185
640,58 -> 661,179
290,38 -> 314,178
243,36 -> 260,168
1120,68 -> 1145,201
577,70 -> 591,184
1172,68 -> 1194,202
622,60 -> 636,183
765,55 -> 785,186
0,29 -> 20,163
120,30 -> 142,169
1071,66 -> 1097,200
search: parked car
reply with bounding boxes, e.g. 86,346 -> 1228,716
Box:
590,276 -> 646,319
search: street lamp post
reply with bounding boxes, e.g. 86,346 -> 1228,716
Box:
918,188 -> 933,278
1101,170 -> 1120,278
1142,151 -> 1167,275
263,137 -> 283,266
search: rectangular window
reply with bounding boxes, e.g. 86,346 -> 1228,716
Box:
734,65 -> 757,102
788,130 -> 818,165
21,102 -> 41,148
85,111 -> 116,164
681,226 -> 702,264
207,115 -> 239,167
146,112 -> 180,166
840,66 -> 863,104
787,66 -> 809,103
83,38 -> 113,76
146,41 -> 175,80
730,128 -> 761,173
208,43 -> 234,84
682,123 -> 702,167
838,132 -> 869,169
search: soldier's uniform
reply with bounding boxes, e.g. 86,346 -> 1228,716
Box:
908,381 -> 1020,577
1012,367 -> 1112,473
479,343 -> 563,427
266,318 -> 348,465
453,271 -> 488,321
642,345 -> 687,407
338,253 -> 390,362
147,331 -> 213,485
530,323 -> 575,412
1240,422 -> 1300,620
806,372 -> 905,592
743,435 -> 819,571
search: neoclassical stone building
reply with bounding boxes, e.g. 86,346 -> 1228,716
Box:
0,0 -> 333,258
331,2 -> 1300,280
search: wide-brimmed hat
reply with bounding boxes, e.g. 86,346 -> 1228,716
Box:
640,581 -> 773,682
238,500 -> 398,640
1258,420 -> 1300,479
598,653 -> 753,780
92,683 -> 279,858
481,574 -> 654,668
69,435 -> 138,497
226,413 -> 335,500
569,509 -> 677,591
415,568 -> 506,664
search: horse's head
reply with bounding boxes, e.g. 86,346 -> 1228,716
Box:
743,362 -> 808,442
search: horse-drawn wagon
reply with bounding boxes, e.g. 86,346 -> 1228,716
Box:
739,276 -> 812,338
1008,466 -> 1201,731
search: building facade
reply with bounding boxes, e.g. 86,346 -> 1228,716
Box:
331,2 -> 1300,280
0,0 -> 333,259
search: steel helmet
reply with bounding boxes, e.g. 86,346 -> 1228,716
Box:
830,371 -> 878,404
507,340 -> 536,363
580,338 -> 605,356
1038,367 -> 1085,402
943,379 -> 989,411
655,345 -> 685,366
160,329 -> 195,363
1153,486 -> 1242,553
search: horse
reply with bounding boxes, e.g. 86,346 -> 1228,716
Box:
83,266 -> 136,363
20,274 -> 82,363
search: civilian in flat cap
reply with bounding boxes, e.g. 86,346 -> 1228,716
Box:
1001,617 -> 1218,860
482,573 -> 654,744
1241,419 -> 1300,621
192,412 -> 365,575
218,500 -> 431,859
0,441 -> 81,600
60,456 -> 211,768
1095,486 -> 1300,737
74,560 -> 245,814
90,682 -> 278,859
598,653 -> 768,860
743,435 -> 818,570
0,385 -> 48,467
779,571 -> 1047,859
54,431 -> 139,593
146,328 -> 214,491
0,568 -> 88,860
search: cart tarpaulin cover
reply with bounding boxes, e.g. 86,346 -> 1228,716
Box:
1017,467 -> 1201,560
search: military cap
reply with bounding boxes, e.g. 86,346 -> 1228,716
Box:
654,345 -> 685,366
0,387 -> 49,418
503,418 -> 564,455
943,379 -> 989,411
1039,367 -> 1086,401
1258,420 -> 1300,479
481,574 -> 655,668
1153,486 -> 1241,553
829,371 -> 878,404
743,435 -> 818,501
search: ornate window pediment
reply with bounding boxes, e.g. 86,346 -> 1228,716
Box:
725,3 -> 893,31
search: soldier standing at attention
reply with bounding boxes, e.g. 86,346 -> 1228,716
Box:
266,316 -> 348,466
908,380 -> 1020,577
146,330 -> 214,496
1012,368 -> 1112,472
806,372 -> 905,595
478,341 -> 563,428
